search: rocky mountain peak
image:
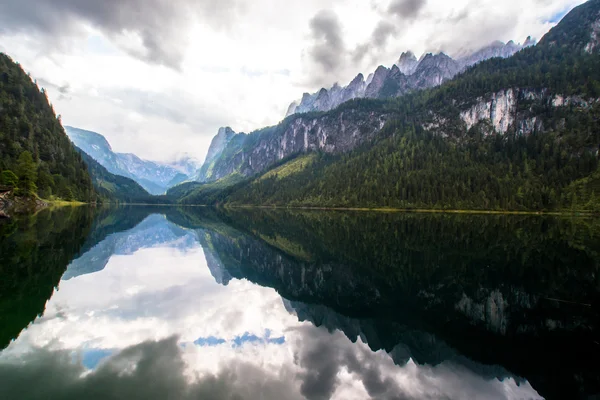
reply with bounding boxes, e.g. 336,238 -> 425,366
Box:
205,127 -> 236,165
349,73 -> 365,86
285,101 -> 298,117
365,66 -> 391,98
523,36 -> 536,47
283,35 -> 536,117
397,51 -> 419,75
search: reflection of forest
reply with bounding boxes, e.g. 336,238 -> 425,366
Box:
0,207 -> 95,350
170,208 -> 600,399
1,206 -> 599,399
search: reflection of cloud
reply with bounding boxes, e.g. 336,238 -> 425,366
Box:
0,213 -> 542,400
0,336 -> 305,400
290,325 -> 541,400
0,332 -> 540,400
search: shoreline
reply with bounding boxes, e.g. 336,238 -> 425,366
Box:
4,198 -> 600,217
218,204 -> 600,217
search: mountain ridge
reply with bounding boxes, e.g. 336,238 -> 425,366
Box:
285,38 -> 535,117
66,126 -> 200,195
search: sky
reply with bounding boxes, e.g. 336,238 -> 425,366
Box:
0,0 -> 584,163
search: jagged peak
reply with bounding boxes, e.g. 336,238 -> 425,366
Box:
523,36 -> 536,47
216,126 -> 235,137
373,65 -> 390,75
399,50 -> 417,61
349,73 -> 365,84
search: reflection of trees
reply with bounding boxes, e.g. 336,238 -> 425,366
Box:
0,207 -> 95,349
168,207 -> 600,399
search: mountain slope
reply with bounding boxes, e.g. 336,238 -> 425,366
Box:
66,126 -> 199,195
0,53 -> 95,201
176,0 -> 600,211
75,146 -> 154,202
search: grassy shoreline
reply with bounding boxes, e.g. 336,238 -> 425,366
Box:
220,204 -> 600,216
47,199 -> 87,207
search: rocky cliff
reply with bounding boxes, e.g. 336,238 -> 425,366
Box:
201,106 -> 390,182
194,127 -> 236,182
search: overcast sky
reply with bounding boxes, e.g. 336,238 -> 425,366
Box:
0,0 -> 583,162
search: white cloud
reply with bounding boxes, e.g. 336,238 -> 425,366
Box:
0,0 -> 584,162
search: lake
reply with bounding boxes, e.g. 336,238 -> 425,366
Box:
0,206 -> 598,399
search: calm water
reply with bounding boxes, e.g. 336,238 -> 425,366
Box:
0,207 -> 599,400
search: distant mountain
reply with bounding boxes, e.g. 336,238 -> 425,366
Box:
74,146 -> 153,202
0,53 -> 95,202
285,39 -> 534,117
66,127 -> 201,195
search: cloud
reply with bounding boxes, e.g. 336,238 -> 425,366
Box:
305,10 -> 347,86
352,20 -> 400,63
0,336 -> 304,400
0,0 -> 242,69
372,20 -> 398,48
388,0 -> 428,19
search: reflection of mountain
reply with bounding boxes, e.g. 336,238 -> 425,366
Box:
63,212 -> 197,280
0,207 -> 95,350
196,229 -> 234,285
166,207 -> 600,400
283,299 -> 521,384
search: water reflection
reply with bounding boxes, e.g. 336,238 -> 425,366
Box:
0,206 -> 598,399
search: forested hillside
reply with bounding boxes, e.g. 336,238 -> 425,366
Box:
0,53 -> 95,201
175,0 -> 600,211
75,147 -> 166,203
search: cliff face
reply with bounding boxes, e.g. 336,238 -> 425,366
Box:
203,107 -> 390,182
457,88 -> 598,135
194,127 -> 236,182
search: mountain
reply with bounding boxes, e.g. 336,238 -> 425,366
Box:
74,146 -> 154,203
0,53 -> 95,202
65,127 -> 200,195
285,39 -> 534,117
193,127 -> 236,182
174,0 -> 600,211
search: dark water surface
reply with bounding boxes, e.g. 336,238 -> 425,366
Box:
0,206 -> 599,400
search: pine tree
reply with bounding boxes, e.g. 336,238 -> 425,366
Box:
16,151 -> 37,195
